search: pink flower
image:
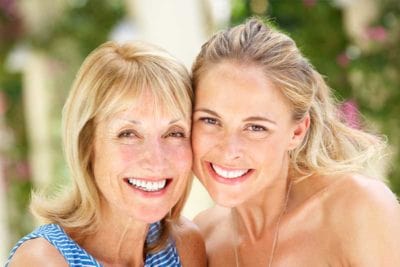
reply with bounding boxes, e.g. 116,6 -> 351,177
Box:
339,100 -> 360,129
15,161 -> 31,180
336,53 -> 350,68
303,0 -> 317,7
0,91 -> 8,115
366,26 -> 387,42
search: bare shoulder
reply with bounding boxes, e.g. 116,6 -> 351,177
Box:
332,173 -> 399,214
329,174 -> 400,265
322,173 -> 400,226
174,216 -> 206,243
8,237 -> 67,267
193,206 -> 230,239
174,216 -> 207,267
298,173 -> 399,214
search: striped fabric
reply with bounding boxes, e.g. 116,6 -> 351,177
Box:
6,222 -> 181,267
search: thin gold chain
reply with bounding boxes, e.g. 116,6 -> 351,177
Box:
232,210 -> 240,267
268,181 -> 292,267
232,181 -> 293,267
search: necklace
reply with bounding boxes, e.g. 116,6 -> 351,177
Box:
232,180 -> 293,267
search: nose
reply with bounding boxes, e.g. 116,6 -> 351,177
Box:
140,138 -> 168,173
217,131 -> 244,162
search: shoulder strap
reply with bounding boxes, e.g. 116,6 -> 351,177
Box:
6,224 -> 101,267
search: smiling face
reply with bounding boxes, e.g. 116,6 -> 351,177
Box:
92,90 -> 192,223
192,62 -> 308,207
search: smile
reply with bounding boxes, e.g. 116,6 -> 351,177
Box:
211,163 -> 251,179
126,178 -> 168,192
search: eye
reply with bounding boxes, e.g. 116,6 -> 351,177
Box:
199,117 -> 220,126
166,131 -> 186,138
118,130 -> 139,138
245,124 -> 268,132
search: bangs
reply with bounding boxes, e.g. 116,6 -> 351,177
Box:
95,58 -> 192,122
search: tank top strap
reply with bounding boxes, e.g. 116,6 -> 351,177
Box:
5,224 -> 101,267
144,221 -> 182,267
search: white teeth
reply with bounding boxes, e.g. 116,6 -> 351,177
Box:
127,178 -> 167,192
211,164 -> 249,179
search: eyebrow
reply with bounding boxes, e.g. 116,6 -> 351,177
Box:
168,119 -> 183,125
124,118 -> 183,125
193,108 -> 221,118
195,108 -> 277,125
243,116 -> 277,125
125,119 -> 140,125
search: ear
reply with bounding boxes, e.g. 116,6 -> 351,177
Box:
287,113 -> 310,150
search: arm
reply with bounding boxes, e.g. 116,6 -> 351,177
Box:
174,216 -> 207,267
8,238 -> 68,267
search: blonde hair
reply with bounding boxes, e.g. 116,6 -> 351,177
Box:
31,41 -> 193,252
192,18 -> 387,181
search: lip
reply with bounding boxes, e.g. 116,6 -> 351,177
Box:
123,177 -> 172,198
205,162 -> 253,185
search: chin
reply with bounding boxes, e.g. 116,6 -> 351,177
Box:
209,188 -> 245,208
130,205 -> 172,224
136,210 -> 169,224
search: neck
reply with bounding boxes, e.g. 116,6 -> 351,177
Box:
79,199 -> 150,266
233,162 -> 292,242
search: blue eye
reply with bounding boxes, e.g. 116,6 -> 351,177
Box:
200,117 -> 219,125
246,125 -> 267,132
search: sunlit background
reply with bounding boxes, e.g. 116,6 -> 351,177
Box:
1,0 -> 399,264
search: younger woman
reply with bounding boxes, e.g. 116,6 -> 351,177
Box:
192,18 -> 400,266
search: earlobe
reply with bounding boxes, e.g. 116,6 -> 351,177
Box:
288,114 -> 310,150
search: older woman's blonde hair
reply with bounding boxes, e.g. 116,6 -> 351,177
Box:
31,41 -> 193,253
192,18 -> 387,181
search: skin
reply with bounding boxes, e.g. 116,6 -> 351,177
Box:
9,91 -> 206,267
192,61 -> 400,266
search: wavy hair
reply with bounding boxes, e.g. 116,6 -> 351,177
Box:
31,41 -> 193,253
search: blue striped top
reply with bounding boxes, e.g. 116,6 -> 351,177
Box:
6,222 -> 181,266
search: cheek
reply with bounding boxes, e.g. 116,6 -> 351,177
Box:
94,144 -> 141,181
119,145 -> 141,163
93,141 -> 114,178
252,136 -> 289,166
169,142 -> 193,172
192,127 -> 214,157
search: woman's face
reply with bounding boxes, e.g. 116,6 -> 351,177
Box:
93,91 -> 192,223
192,62 -> 306,207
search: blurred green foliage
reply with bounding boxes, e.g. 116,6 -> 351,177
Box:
28,0 -> 124,60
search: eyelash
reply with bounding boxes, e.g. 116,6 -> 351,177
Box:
118,130 -> 138,139
165,131 -> 186,138
246,124 -> 268,132
199,117 -> 220,126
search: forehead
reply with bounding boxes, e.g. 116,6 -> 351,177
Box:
195,62 -> 291,114
101,89 -> 185,124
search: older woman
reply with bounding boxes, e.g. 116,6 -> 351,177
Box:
7,41 -> 206,266
192,18 -> 400,266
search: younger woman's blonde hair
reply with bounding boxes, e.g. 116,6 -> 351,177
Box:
31,41 -> 193,253
192,18 -> 387,181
